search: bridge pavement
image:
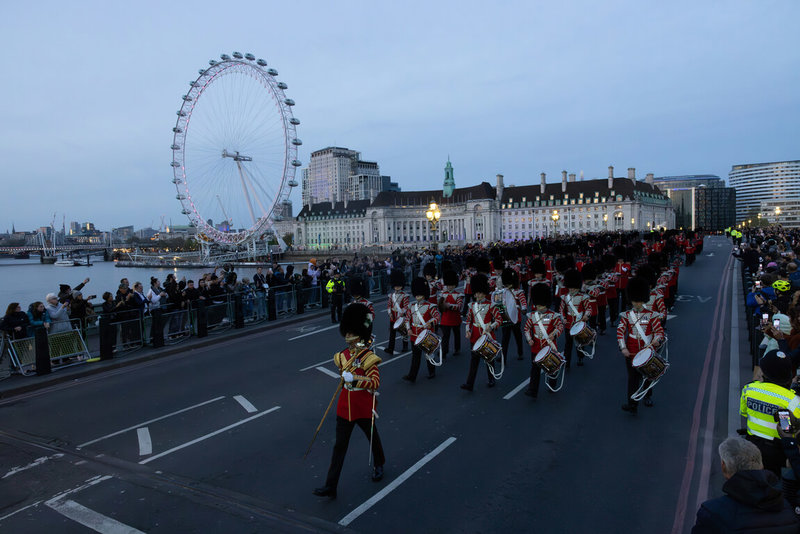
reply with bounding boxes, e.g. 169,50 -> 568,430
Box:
0,236 -> 742,533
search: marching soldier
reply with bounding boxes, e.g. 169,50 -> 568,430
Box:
423,263 -> 442,306
524,283 -> 565,398
617,277 -> 665,414
403,277 -> 441,382
385,270 -> 409,356
614,246 -> 632,311
326,270 -> 346,323
462,274 -> 502,391
347,278 -> 375,322
313,303 -> 385,498
602,254 -> 621,324
559,269 -> 591,368
527,258 -> 550,310
439,269 -> 463,359
500,269 -> 527,362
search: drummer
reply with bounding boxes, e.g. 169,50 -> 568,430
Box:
439,269 -> 464,359
403,277 -> 441,382
524,283 -> 565,398
559,269 -> 591,369
617,276 -> 665,414
500,269 -> 527,362
385,270 -> 410,356
423,263 -> 442,306
461,274 -> 502,391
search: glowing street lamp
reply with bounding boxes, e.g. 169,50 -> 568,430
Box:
426,201 -> 442,248
551,210 -> 559,236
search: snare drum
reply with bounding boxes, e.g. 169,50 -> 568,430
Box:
472,334 -> 501,363
414,329 -> 441,354
632,347 -> 668,380
393,316 -> 408,336
569,321 -> 596,347
534,346 -> 564,375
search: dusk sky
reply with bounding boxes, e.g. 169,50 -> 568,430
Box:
1,1 -> 798,232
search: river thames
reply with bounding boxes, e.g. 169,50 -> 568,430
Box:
0,257 -> 281,309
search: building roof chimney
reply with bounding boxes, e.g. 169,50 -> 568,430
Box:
540,172 -> 546,194
646,173 -> 654,186
568,173 -> 576,182
628,167 -> 636,180
561,171 -> 567,193
608,166 -> 614,189
496,174 -> 504,201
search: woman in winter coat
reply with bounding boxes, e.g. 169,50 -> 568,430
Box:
1,303 -> 30,340
45,293 -> 73,334
26,301 -> 51,336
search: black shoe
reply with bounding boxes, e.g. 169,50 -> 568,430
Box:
372,465 -> 384,482
402,375 -> 414,383
644,398 -> 654,407
453,351 -> 460,356
487,379 -> 496,388
402,346 -> 409,352
517,355 -> 523,360
383,348 -> 393,356
312,486 -> 337,498
577,359 -> 584,367
598,330 -> 606,336
460,383 -> 473,391
524,389 -> 537,399
427,373 -> 436,379
621,403 -> 638,415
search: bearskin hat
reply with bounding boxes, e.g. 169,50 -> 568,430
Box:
443,269 -> 458,287
411,277 -> 430,299
564,269 -> 583,289
531,258 -> 546,275
530,282 -> 552,307
627,277 -> 651,304
348,278 -> 366,298
340,302 -> 373,341
501,268 -> 515,289
636,264 -> 657,289
477,257 -> 492,274
581,263 -> 596,282
423,262 -> 437,278
390,270 -> 406,288
470,273 -> 490,296
602,254 -> 616,271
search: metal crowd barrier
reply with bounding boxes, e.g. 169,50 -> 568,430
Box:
7,326 -> 91,376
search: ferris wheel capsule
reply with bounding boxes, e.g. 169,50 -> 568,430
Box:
277,82 -> 288,89
288,179 -> 298,187
289,118 -> 300,125
232,51 -> 243,59
267,68 -> 278,76
171,144 -> 180,150
209,59 -> 218,66
220,54 -> 230,60
284,98 -> 295,106
176,110 -> 186,116
291,138 -> 302,146
291,159 -> 302,167
171,161 -> 180,168
257,59 -> 267,66
245,53 -> 255,61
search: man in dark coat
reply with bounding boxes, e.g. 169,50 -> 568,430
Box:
692,436 -> 797,533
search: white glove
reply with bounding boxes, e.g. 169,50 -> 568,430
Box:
342,371 -> 354,383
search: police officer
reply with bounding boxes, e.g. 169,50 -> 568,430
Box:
326,270 -> 346,323
740,349 -> 800,476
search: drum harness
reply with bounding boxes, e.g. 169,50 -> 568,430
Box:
630,310 -> 670,401
473,302 -> 504,380
534,311 -> 565,393
567,294 -> 597,359
391,293 -> 408,341
414,302 -> 443,366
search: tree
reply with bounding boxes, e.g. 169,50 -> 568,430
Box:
282,232 -> 294,246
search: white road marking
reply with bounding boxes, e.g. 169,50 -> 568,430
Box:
47,499 -> 145,534
2,453 -> 63,479
706,252 -> 715,257
696,296 -> 712,303
136,428 -> 152,456
139,406 -> 280,465
729,261 -> 741,436
379,350 -> 412,366
316,366 -> 340,379
233,395 -> 258,413
46,475 -> 114,505
503,378 -> 531,400
0,500 -> 41,522
289,324 -> 339,341
338,436 -> 457,527
78,396 -> 226,448
667,314 -> 677,321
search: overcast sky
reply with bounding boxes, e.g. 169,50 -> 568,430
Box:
1,0 -> 798,232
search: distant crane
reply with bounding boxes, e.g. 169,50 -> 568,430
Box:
217,195 -> 232,230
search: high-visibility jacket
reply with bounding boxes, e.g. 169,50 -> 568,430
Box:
740,381 -> 800,440
326,278 -> 345,295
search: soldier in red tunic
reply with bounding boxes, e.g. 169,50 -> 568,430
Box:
524,283 -> 565,398
423,263 -> 442,306
439,269 -> 464,359
499,269 -> 527,362
313,303 -> 385,498
403,277 -> 441,382
559,269 -> 591,368
617,277 -> 665,414
461,274 -> 502,391
347,278 -> 375,322
527,258 -> 551,309
385,270 -> 409,356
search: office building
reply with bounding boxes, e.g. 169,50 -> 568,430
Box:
729,160 -> 800,222
652,175 -> 736,231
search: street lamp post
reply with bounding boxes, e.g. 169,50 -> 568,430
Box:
603,213 -> 608,232
426,201 -> 442,249
551,210 -> 559,237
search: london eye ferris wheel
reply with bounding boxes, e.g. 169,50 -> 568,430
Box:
170,52 -> 301,248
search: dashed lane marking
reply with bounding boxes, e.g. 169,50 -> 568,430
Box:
136,428 -> 151,456
47,499 -> 145,534
338,436 -> 457,527
139,406 -> 280,465
233,395 -> 258,413
504,378 -> 531,400
78,396 -> 226,448
288,325 -> 339,341
315,367 -> 340,379
378,350 -> 412,367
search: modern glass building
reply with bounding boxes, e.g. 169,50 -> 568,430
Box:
728,160 -> 800,222
652,175 -> 736,231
